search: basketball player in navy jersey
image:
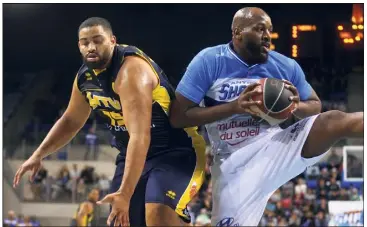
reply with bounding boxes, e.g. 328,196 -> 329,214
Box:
170,7 -> 363,226
13,17 -> 206,226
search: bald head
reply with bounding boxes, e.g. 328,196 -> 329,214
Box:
231,7 -> 270,31
230,7 -> 273,64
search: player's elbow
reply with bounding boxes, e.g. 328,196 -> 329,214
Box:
313,99 -> 322,114
169,103 -> 186,128
169,114 -> 184,128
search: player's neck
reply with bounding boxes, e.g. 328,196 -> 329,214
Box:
231,42 -> 258,66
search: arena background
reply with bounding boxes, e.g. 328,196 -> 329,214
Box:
2,3 -> 364,226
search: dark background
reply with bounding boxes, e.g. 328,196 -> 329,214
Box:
3,3 -> 362,131
3,3 -> 361,86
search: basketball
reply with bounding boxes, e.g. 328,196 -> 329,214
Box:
249,78 -> 296,126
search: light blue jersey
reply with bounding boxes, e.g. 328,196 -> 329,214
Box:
177,42 -> 312,154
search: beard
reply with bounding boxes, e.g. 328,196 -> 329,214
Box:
246,41 -> 268,63
82,52 -> 110,69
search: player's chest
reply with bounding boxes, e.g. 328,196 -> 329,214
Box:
80,73 -> 121,112
209,67 -> 287,102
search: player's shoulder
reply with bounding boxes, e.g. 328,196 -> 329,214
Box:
76,64 -> 89,79
116,43 -> 145,56
267,51 -> 296,71
196,43 -> 227,59
116,43 -> 136,51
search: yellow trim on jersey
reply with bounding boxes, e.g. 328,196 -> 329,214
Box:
93,68 -> 106,76
134,51 -> 161,89
175,127 -> 206,220
152,86 -> 171,113
113,45 -> 161,96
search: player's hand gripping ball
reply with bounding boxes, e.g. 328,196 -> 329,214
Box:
248,78 -> 298,126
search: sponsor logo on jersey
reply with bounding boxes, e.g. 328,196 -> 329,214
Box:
86,91 -> 121,111
215,79 -> 257,101
166,190 -> 176,200
289,118 -> 309,141
216,118 -> 260,145
216,217 -> 239,226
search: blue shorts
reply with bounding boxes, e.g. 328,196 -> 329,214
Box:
110,149 -> 205,226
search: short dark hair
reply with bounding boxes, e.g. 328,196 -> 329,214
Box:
78,17 -> 113,34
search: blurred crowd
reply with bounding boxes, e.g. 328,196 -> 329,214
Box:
27,163 -> 111,203
4,210 -> 40,227
187,148 -> 363,226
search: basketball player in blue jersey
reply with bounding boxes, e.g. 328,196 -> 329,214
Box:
170,7 -> 363,226
13,17 -> 206,226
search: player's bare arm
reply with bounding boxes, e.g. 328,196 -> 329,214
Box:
98,55 -> 157,226
13,78 -> 91,187
116,56 -> 157,197
170,82 -> 262,128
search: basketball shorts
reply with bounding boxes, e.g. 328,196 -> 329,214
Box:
211,114 -> 329,226
110,148 -> 205,226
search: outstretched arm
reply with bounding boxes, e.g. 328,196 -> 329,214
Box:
34,78 -> 91,159
13,77 -> 91,187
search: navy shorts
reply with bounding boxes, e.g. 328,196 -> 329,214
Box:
110,149 -> 205,226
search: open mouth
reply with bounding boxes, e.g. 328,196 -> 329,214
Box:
261,43 -> 271,52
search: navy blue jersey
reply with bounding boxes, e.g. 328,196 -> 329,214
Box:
76,44 -> 205,161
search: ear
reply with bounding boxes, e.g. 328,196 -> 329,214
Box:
233,28 -> 242,40
111,35 -> 117,45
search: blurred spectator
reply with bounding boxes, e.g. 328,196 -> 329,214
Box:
350,187 -> 361,201
274,202 -> 285,217
328,177 -> 340,200
320,168 -> 329,181
316,179 -> 329,198
338,188 -> 350,200
4,211 -> 40,227
330,167 -> 340,181
293,193 -> 304,209
68,163 -> 80,195
84,127 -> 99,160
80,165 -> 96,193
17,216 -> 33,227
194,208 -> 211,226
269,189 -> 282,203
304,188 -> 316,201
98,174 -> 111,198
51,165 -> 71,200
30,165 -> 47,200
327,149 -> 342,166
295,178 -> 307,195
314,211 -> 328,227
305,165 -> 320,180
70,164 -> 79,180
278,217 -> 288,226
316,198 -> 329,213
281,190 -> 292,210
4,210 -> 18,227
300,211 -> 315,227
288,211 -> 301,227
